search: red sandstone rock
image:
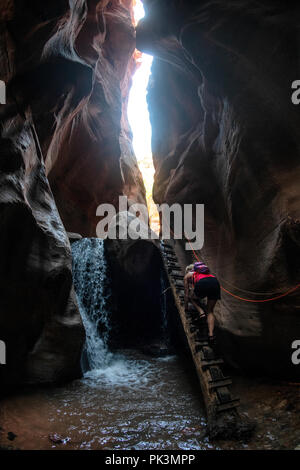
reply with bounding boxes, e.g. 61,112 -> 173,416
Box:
137,0 -> 300,380
0,0 -> 143,387
47,0 -> 146,236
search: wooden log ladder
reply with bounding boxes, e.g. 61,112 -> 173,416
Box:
160,240 -> 255,440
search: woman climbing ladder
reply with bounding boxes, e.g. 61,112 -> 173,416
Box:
184,262 -> 221,346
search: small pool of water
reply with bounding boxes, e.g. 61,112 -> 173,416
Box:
1,350 -> 299,450
0,351 -> 212,450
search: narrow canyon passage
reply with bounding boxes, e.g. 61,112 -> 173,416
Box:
0,0 -> 299,453
127,2 -> 159,234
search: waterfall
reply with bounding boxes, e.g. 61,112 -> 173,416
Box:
71,237 -> 153,386
71,238 -> 112,372
71,237 -> 173,386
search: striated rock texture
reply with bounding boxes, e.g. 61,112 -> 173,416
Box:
137,1 -> 300,379
0,0 -> 142,387
46,0 -> 146,236
0,113 -> 85,387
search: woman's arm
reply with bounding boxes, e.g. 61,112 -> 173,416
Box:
184,272 -> 193,310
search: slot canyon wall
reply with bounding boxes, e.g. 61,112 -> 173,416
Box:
0,0 -> 146,387
137,0 -> 300,379
1,0 -> 299,388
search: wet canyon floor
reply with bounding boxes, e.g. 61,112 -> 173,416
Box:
0,350 -> 299,451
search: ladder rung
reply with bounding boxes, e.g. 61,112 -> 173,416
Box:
217,399 -> 240,413
194,333 -> 209,341
194,342 -> 208,352
201,359 -> 224,368
210,375 -> 231,383
209,379 -> 232,389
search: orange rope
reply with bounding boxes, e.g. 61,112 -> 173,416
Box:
162,220 -> 300,303
220,284 -> 300,303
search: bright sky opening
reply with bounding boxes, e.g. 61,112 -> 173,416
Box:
128,0 -> 160,235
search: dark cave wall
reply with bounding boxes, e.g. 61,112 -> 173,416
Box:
0,0 -> 144,387
106,237 -> 163,349
137,0 -> 300,379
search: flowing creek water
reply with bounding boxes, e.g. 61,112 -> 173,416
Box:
0,239 -> 299,450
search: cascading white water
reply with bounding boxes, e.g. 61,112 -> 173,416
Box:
71,238 -> 113,371
71,238 -> 154,387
